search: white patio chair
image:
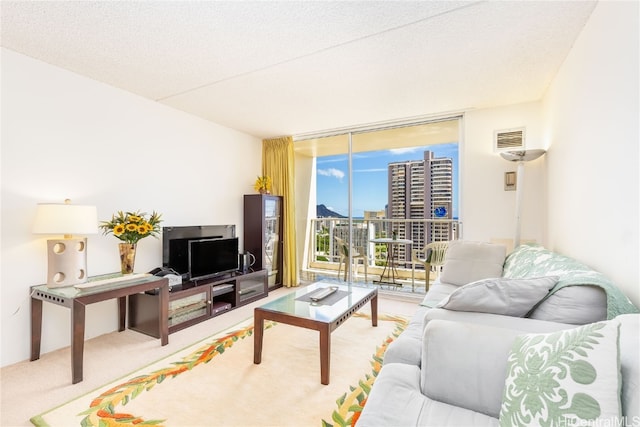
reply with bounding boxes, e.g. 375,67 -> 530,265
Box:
411,241 -> 449,291
335,236 -> 368,282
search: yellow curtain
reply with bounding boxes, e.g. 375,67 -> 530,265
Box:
262,136 -> 298,287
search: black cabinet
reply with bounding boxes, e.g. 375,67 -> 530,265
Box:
129,269 -> 267,337
244,194 -> 283,289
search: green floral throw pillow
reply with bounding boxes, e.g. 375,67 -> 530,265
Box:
499,320 -> 621,427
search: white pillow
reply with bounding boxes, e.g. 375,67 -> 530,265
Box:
439,240 -> 507,286
422,320 -> 527,418
436,276 -> 558,317
499,320 -> 622,426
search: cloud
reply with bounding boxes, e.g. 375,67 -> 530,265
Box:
318,168 -> 345,181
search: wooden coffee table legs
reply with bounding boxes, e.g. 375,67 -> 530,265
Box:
253,291 -> 378,385
253,309 -> 265,365
253,310 -> 336,385
319,324 -> 331,384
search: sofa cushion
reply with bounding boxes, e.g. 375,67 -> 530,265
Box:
417,399 -> 499,427
528,285 -> 607,324
382,306 -> 428,366
420,281 -> 460,308
436,276 -> 558,317
499,320 -> 622,426
439,240 -> 507,286
424,308 -> 577,334
357,363 -> 500,427
355,363 -> 429,427
421,319 -> 526,418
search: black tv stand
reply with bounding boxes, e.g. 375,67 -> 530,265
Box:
129,269 -> 267,337
188,271 -> 235,287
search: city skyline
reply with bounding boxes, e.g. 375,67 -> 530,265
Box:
316,143 -> 459,218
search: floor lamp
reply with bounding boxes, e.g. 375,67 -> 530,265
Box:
500,149 -> 546,248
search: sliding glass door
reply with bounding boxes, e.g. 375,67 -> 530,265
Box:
295,117 -> 461,291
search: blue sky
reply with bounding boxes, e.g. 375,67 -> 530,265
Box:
316,143 -> 458,218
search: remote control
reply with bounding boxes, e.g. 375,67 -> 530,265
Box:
310,286 -> 338,302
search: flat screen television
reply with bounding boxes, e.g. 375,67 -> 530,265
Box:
188,237 -> 239,281
162,225 -> 236,279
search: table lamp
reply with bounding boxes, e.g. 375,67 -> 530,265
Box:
33,199 -> 98,288
500,149 -> 546,248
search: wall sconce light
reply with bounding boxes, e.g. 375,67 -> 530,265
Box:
504,171 -> 517,191
32,199 -> 98,288
499,149 -> 546,248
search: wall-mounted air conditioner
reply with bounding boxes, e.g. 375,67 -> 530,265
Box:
494,127 -> 525,152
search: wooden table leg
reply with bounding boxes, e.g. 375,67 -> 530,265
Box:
371,293 -> 378,327
71,300 -> 86,384
159,283 -> 169,346
118,296 -> 126,332
253,309 -> 264,364
30,297 -> 43,361
319,324 -> 331,385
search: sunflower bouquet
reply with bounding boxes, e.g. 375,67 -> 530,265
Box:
254,175 -> 272,194
99,210 -> 162,244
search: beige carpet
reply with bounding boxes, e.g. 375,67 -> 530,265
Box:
31,312 -> 407,427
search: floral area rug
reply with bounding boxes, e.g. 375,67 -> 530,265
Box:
32,312 -> 407,427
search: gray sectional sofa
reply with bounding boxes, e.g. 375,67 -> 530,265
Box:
357,241 -> 640,427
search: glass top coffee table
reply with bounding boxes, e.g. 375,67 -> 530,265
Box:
253,281 -> 378,385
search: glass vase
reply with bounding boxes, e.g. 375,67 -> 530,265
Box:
118,243 -> 137,275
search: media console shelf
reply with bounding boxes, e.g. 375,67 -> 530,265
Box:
129,269 -> 267,337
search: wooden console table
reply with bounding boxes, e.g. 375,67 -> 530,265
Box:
30,274 -> 169,384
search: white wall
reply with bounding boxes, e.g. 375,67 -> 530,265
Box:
462,101 -> 546,248
1,49 -> 262,367
542,1 -> 639,306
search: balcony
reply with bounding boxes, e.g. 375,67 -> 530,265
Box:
303,217 -> 462,296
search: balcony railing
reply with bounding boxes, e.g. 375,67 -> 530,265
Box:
305,217 -> 462,292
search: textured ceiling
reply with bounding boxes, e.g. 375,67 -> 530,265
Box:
1,1 -> 597,138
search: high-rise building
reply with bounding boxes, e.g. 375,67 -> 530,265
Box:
388,151 -> 453,259
363,210 -> 386,220
425,151 -> 454,243
363,209 -> 388,236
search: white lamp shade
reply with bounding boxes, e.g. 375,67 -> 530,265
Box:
499,149 -> 546,162
33,203 -> 98,235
